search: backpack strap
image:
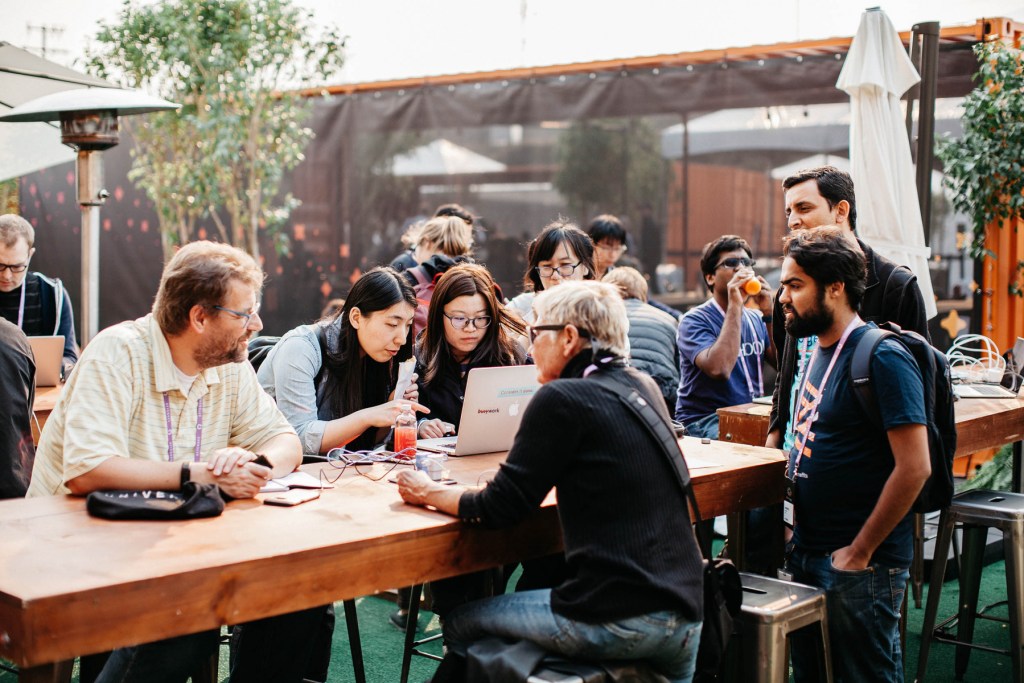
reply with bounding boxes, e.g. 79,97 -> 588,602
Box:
849,327 -> 892,431
407,266 -> 431,288
587,371 -> 712,556
882,265 -> 915,325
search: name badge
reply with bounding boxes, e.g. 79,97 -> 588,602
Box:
783,500 -> 795,528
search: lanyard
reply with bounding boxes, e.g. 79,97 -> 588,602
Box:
16,280 -> 25,329
711,299 -> 764,399
162,393 -> 204,463
788,317 -> 863,480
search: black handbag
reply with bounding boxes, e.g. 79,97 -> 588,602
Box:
589,372 -> 742,683
86,481 -> 225,520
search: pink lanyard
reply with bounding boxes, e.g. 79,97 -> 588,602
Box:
788,317 -> 863,480
711,300 -> 764,399
162,393 -> 204,462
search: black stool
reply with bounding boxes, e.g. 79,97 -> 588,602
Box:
917,490 -> 1024,683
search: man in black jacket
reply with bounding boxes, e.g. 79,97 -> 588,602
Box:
0,214 -> 78,378
0,317 -> 35,499
767,167 -> 930,453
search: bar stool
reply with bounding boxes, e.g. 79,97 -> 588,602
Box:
735,572 -> 833,683
917,490 -> 1024,683
399,584 -> 443,683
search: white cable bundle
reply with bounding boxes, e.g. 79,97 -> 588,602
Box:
946,334 -> 1007,384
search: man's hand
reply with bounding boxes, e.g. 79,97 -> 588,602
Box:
831,545 -> 871,571
396,469 -> 443,507
195,447 -> 272,499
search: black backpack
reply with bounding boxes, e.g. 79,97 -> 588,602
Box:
248,326 -> 328,374
849,322 -> 957,513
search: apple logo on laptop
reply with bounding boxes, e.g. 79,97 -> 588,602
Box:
508,402 -> 520,417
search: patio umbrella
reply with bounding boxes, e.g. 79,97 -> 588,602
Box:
837,8 -> 937,319
0,42 -> 115,182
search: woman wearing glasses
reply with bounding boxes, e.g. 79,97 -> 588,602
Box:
506,220 -> 595,324
415,264 -> 527,439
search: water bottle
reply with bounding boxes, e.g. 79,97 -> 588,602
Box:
394,404 -> 417,458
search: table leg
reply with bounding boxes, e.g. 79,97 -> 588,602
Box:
727,512 -> 746,571
17,660 -> 73,683
1013,441 -> 1022,494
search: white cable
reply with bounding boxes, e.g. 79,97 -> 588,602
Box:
946,334 -> 1007,384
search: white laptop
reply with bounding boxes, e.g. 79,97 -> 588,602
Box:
417,365 -> 540,456
953,383 -> 1019,399
28,335 -> 65,387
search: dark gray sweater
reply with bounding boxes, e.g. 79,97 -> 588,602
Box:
459,352 -> 703,624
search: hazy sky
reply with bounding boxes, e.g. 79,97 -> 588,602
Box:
6,0 -> 1024,84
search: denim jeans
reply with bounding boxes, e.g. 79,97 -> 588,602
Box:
444,589 -> 702,683
95,630 -> 219,683
788,547 -> 908,683
683,413 -> 719,439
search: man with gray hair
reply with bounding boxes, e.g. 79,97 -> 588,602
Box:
0,214 -> 78,377
397,281 -> 704,682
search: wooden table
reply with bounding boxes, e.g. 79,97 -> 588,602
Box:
30,386 -> 62,445
0,438 -> 784,680
719,397 -> 1024,468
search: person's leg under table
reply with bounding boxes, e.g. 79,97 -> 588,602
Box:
444,589 -> 702,683
94,630 -> 220,683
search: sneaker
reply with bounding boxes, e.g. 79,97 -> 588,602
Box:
389,609 -> 409,631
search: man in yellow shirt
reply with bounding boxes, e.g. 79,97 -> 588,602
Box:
28,240 -> 303,682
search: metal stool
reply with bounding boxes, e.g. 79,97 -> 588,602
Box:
399,584 -> 444,683
735,572 -> 833,683
917,490 -> 1024,683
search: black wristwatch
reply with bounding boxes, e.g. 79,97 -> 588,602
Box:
180,461 -> 191,489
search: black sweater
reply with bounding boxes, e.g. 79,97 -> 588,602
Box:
458,352 -> 703,624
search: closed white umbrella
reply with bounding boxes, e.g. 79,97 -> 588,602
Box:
837,8 -> 937,319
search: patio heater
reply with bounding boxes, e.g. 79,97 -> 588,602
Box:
0,88 -> 178,343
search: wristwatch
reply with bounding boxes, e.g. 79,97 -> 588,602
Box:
180,461 -> 191,489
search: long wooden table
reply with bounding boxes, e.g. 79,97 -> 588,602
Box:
718,397 -> 1024,489
0,438 -> 784,680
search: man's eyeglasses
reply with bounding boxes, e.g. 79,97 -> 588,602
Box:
443,313 -> 492,330
535,262 -> 582,279
0,263 -> 29,274
714,257 -> 756,271
595,242 -> 627,253
213,302 -> 261,326
528,324 -> 592,345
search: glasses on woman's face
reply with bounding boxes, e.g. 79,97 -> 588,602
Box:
443,313 -> 492,330
714,257 -> 756,271
535,262 -> 582,279
213,302 -> 261,326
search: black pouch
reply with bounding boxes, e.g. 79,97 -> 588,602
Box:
86,482 -> 225,520
693,557 -> 743,682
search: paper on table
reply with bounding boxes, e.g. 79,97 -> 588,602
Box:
393,359 -> 416,403
259,470 -> 331,493
682,455 -> 719,470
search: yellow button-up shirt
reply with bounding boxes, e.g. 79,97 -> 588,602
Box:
28,314 -> 296,496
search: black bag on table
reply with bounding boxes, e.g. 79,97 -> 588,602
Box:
86,482 -> 225,520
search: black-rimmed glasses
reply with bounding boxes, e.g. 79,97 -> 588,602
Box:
528,324 -> 592,345
714,257 -> 755,271
213,302 -> 261,326
0,262 -> 29,274
535,262 -> 582,279
443,313 -> 492,330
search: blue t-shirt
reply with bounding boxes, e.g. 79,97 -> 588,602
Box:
788,324 -> 926,567
674,299 -> 769,424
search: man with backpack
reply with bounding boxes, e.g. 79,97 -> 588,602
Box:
767,166 -> 931,454
778,227 -> 930,682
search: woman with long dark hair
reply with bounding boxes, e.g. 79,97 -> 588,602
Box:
506,220 -> 596,325
416,263 -> 527,438
258,267 -> 426,455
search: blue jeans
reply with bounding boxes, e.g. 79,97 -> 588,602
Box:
789,548 -> 908,683
95,630 -> 219,683
444,589 -> 702,683
683,413 -> 719,439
